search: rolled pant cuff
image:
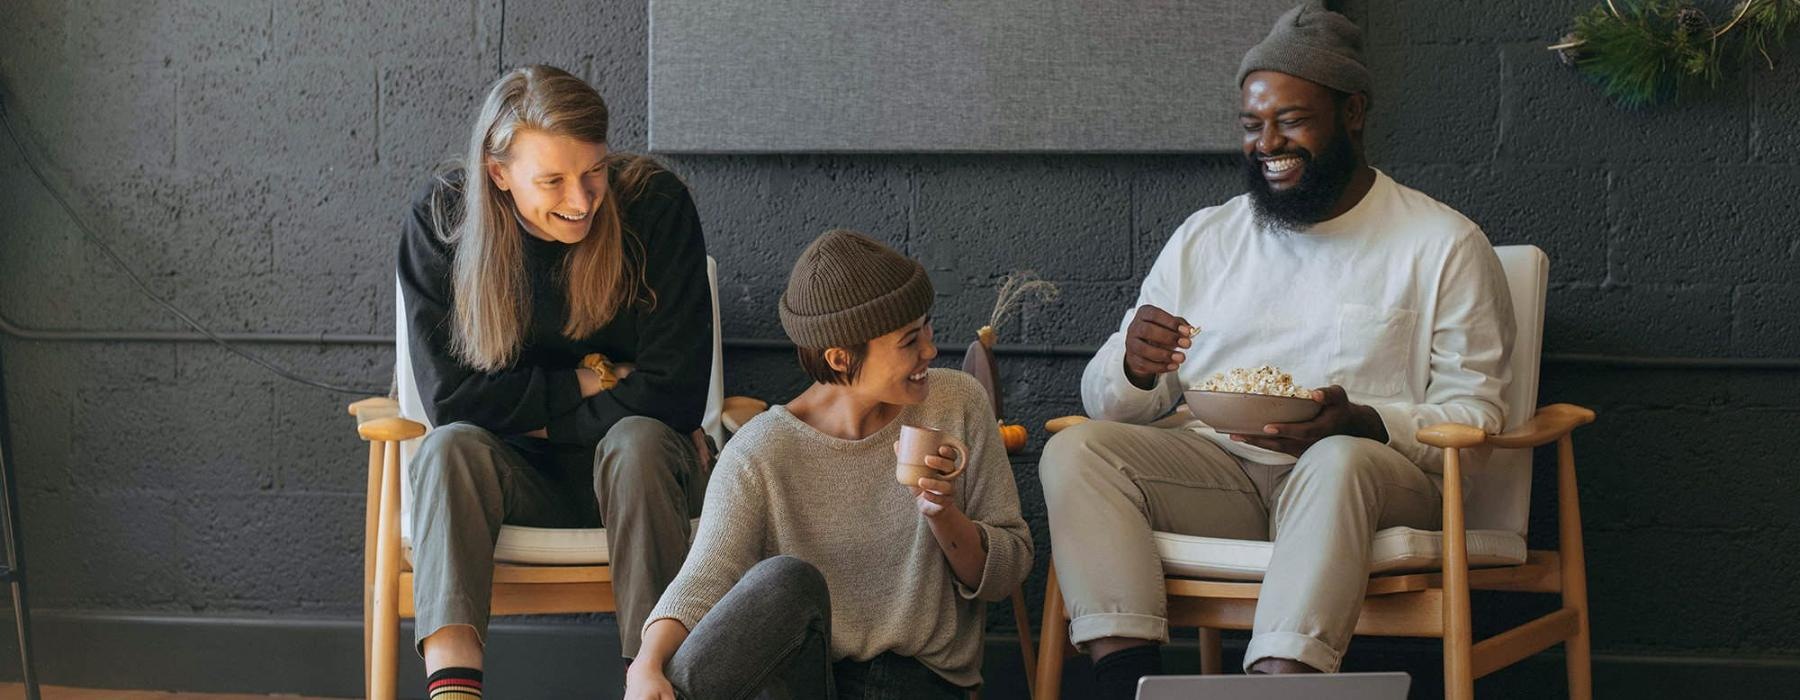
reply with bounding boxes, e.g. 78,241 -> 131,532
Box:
413,594 -> 488,656
1243,631 -> 1342,673
1069,612 -> 1169,651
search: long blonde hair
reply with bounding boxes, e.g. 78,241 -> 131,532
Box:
435,65 -> 660,372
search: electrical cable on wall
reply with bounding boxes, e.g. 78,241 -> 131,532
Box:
0,81 -> 388,396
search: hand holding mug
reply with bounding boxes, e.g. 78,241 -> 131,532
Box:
894,425 -> 968,496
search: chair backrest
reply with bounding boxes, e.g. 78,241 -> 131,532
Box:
1465,245 -> 1547,537
391,257 -> 726,537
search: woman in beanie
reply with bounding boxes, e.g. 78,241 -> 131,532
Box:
626,229 -> 1033,699
398,65 -> 713,696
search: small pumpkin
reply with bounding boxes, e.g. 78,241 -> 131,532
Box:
999,422 -> 1028,453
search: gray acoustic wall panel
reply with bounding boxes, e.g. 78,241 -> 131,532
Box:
648,1 -> 1291,153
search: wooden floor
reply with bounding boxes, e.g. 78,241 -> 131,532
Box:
0,686 -> 342,700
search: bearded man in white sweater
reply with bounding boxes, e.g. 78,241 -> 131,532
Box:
1038,3 -> 1515,697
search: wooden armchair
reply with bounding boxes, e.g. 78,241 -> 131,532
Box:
1032,245 -> 1596,699
350,257 -> 768,700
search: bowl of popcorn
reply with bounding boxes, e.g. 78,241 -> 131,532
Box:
1183,365 -> 1322,435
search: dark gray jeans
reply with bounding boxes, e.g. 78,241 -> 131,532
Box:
408,417 -> 705,658
665,556 -> 966,700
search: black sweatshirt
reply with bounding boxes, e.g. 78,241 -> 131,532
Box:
396,167 -> 712,449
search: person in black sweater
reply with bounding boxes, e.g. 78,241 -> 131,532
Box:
397,65 -> 713,697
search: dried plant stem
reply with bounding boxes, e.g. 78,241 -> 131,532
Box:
1715,1 -> 1756,39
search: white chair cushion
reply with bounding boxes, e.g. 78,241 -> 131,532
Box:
405,519 -> 700,566
491,525 -> 613,565
1154,526 -> 1528,582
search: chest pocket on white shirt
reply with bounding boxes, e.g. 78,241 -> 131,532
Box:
1329,303 -> 1418,398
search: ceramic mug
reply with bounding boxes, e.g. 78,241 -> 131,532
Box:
894,424 -> 969,487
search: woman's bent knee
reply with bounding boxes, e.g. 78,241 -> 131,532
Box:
411,422 -> 505,493
746,555 -> 828,608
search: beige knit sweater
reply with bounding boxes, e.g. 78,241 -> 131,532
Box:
646,369 -> 1033,687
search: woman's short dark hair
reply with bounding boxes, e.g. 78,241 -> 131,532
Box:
795,343 -> 869,385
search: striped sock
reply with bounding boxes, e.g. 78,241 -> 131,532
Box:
427,667 -> 483,700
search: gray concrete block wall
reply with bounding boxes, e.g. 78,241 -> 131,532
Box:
1,0 -> 1797,674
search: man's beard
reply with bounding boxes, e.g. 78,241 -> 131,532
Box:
1242,125 -> 1359,231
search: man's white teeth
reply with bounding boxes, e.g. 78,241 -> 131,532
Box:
553,211 -> 587,222
908,371 -> 927,381
1264,156 -> 1302,174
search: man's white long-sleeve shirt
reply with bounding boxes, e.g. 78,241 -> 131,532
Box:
1082,170 -> 1515,472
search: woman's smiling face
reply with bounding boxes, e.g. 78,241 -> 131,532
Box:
486,129 -> 610,244
848,316 -> 938,406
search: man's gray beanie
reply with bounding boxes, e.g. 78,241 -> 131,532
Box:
1236,0 -> 1370,95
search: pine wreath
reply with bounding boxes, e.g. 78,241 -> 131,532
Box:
1550,0 -> 1800,107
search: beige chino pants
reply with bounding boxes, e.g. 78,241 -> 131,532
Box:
1039,421 -> 1440,672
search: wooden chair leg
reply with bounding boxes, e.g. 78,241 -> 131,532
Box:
371,441 -> 403,700
1011,586 -> 1038,698
1442,447 -> 1475,700
1557,435 -> 1593,700
372,598 -> 401,700
363,441 -> 381,699
1035,565 -> 1068,700
363,589 -> 375,700
1198,627 -> 1223,674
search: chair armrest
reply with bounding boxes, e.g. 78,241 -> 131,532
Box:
721,396 -> 769,434
1048,403 -> 1200,434
1418,403 -> 1596,450
1417,422 -> 1488,449
1487,404 -> 1596,449
347,396 -> 398,418
358,416 -> 428,442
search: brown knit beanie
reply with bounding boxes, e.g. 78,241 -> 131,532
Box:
779,229 -> 934,349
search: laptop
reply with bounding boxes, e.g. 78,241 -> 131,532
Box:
1138,672 -> 1411,699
